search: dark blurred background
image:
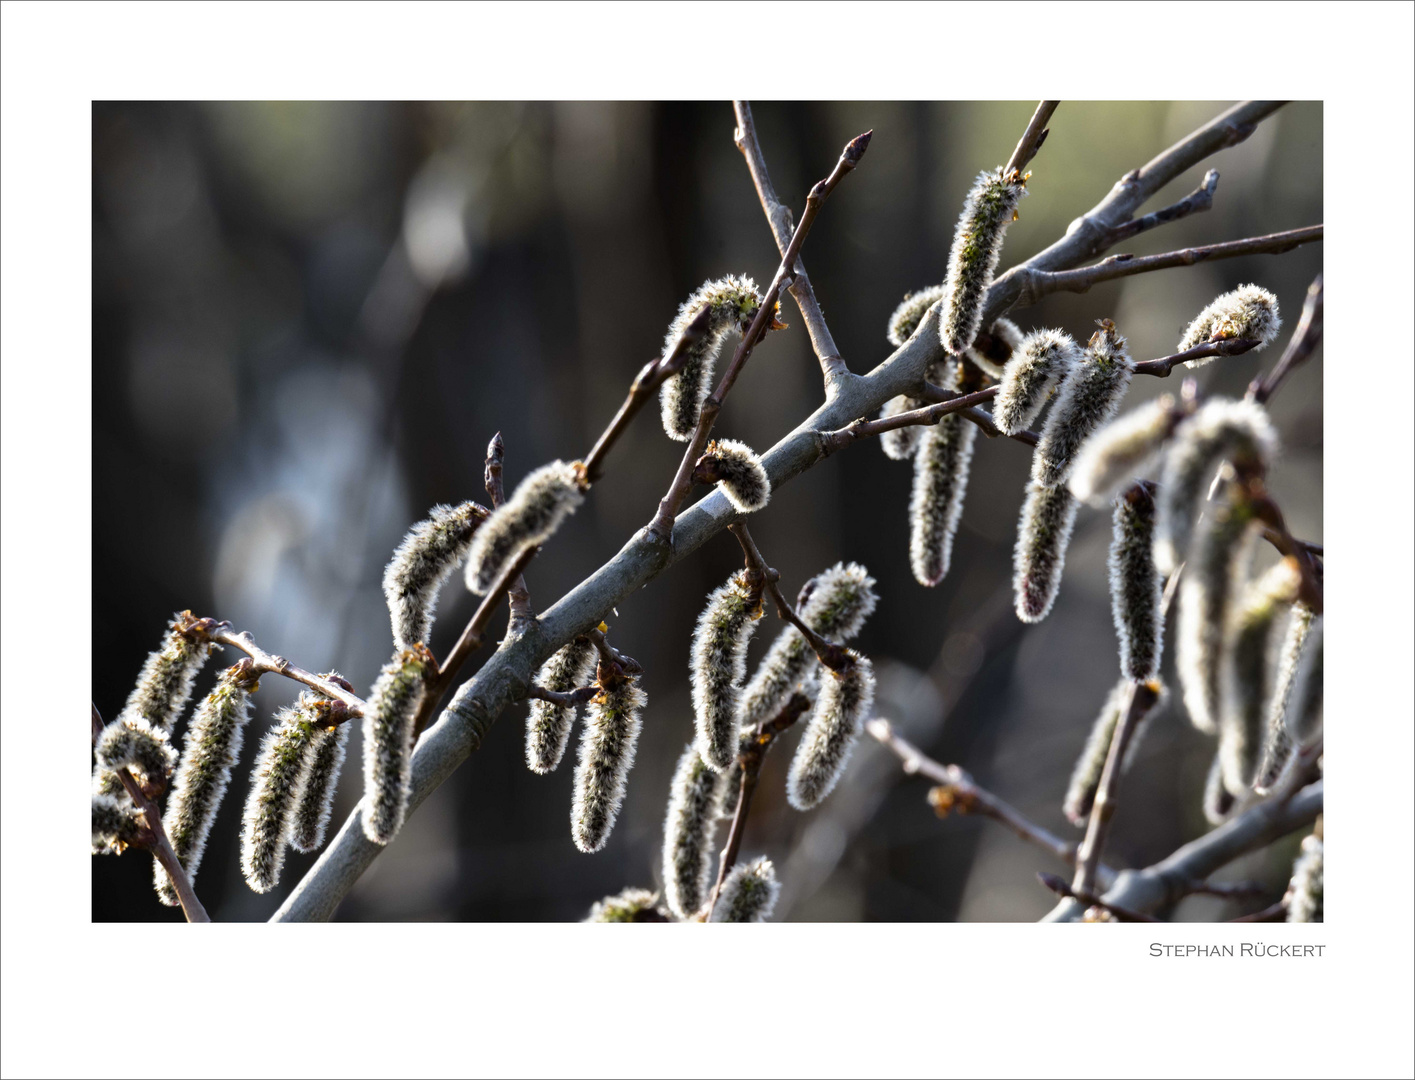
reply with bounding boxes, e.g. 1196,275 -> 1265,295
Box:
92,101 -> 1322,922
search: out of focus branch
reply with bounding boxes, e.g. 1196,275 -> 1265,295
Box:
1037,872 -> 1159,922
1250,273 -> 1323,405
484,433 -> 534,631
1103,168 -> 1220,245
1003,100 -> 1058,178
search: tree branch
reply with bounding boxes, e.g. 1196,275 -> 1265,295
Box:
1003,100 -> 1059,178
524,684 -> 598,707
183,617 -> 366,717
1103,168 -> 1220,245
729,522 -> 851,670
1036,872 -> 1160,922
1250,273 -> 1323,405
484,432 -> 533,631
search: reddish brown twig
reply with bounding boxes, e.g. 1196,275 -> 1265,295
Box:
1003,100 -> 1059,178
728,522 -> 851,671
484,432 -> 533,630
1103,168 -> 1220,245
1250,273 -> 1323,405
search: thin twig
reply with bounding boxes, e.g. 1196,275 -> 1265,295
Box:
1248,492 -> 1324,614
183,617 -> 366,717
587,626 -> 643,676
1003,100 -> 1058,178
484,432 -> 533,631
92,703 -> 210,923
733,101 -> 850,386
1133,337 -> 1261,377
728,522 -> 850,670
1036,872 -> 1160,922
648,129 -> 872,541
1103,169 -> 1220,244
524,684 -> 598,707
1250,273 -> 1323,404
1227,900 -> 1288,923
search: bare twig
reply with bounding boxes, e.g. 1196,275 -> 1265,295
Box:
1250,273 -> 1323,404
1003,100 -> 1059,178
524,684 -> 598,708
648,129 -> 872,541
1248,492 -> 1324,614
184,617 -> 366,717
587,626 -> 643,676
92,703 -> 209,923
1103,168 -> 1220,245
1227,900 -> 1288,923
729,522 -> 850,670
1133,337 -> 1261,377
1036,872 -> 1160,922
484,432 -> 533,631
1013,226 -> 1322,303
733,101 -> 850,386
1071,681 -> 1162,896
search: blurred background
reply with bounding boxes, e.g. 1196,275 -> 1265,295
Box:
92,101 -> 1322,922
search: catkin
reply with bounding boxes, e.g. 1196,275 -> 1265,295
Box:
699,438 -> 771,513
786,653 -> 875,811
1178,284 -> 1282,363
1255,610 -> 1322,794
709,856 -> 780,923
465,460 -> 585,595
361,649 -> 432,845
1220,558 -> 1302,796
1063,679 -> 1164,826
92,794 -> 142,854
95,716 -> 176,788
119,613 -> 215,735
1068,395 -> 1180,507
1285,834 -> 1323,922
289,721 -> 349,853
660,275 -> 763,441
571,673 -> 646,853
382,501 -> 485,650
156,664 -> 258,905
939,168 -> 1027,355
526,637 -> 599,774
908,413 -> 977,586
994,329 -> 1081,436
886,285 -> 946,347
1153,399 -> 1278,575
1013,481 -> 1080,623
584,887 -> 664,923
661,745 -> 726,918
691,572 -> 764,771
738,562 -> 877,729
1109,485 -> 1164,682
1176,494 -> 1260,735
240,699 -> 323,893
966,317 -> 1023,379
1032,321 -> 1134,489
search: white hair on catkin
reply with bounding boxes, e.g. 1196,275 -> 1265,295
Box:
660,276 -> 763,441
786,653 -> 875,811
1063,679 -> 1165,826
1108,485 -> 1164,682
465,460 -> 585,595
1178,284 -> 1282,364
966,317 -> 1024,379
95,716 -> 176,788
738,562 -> 877,729
1255,613 -> 1322,794
661,745 -> 726,919
690,572 -> 763,771
886,285 -> 946,347
92,793 -> 142,854
710,856 -> 780,923
525,637 -> 599,774
240,699 -> 323,893
1153,398 -> 1278,575
908,413 -> 977,587
1219,558 -> 1302,797
1013,481 -> 1080,624
700,438 -> 771,513
361,649 -> 432,846
119,614 -> 215,735
939,168 -> 1028,355
1031,321 -> 1134,489
583,887 -> 663,923
993,329 -> 1080,436
1068,395 -> 1180,508
1285,834 -> 1323,922
571,674 -> 646,853
289,720 -> 349,853
382,501 -> 484,650
1175,495 -> 1261,736
156,665 -> 258,906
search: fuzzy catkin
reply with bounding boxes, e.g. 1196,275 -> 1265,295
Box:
994,329 -> 1081,436
584,888 -> 663,923
1032,322 -> 1134,489
939,169 -> 1027,354
465,460 -> 585,595
908,414 -> 977,586
156,665 -> 257,905
1063,680 -> 1163,826
1202,752 -> 1235,825
661,745 -> 726,918
1153,399 -> 1279,575
95,717 -> 176,787
709,856 -> 780,923
966,317 -> 1023,379
1176,495 -> 1260,735
92,794 -> 141,854
1068,395 -> 1179,507
1255,611 -> 1322,794
526,637 -> 599,774
1219,559 -> 1302,796
289,721 -> 349,853
119,614 -> 215,735
382,501 -> 484,650
240,701 -> 322,893
361,650 -> 431,845
786,653 -> 875,811
886,285 -> 946,347
660,275 -> 763,441
1013,481 -> 1081,623
1109,486 -> 1164,681
691,572 -> 763,770
1285,835 -> 1323,922
702,439 -> 771,513
738,562 -> 877,729
571,674 -> 646,853
1178,284 -> 1282,363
